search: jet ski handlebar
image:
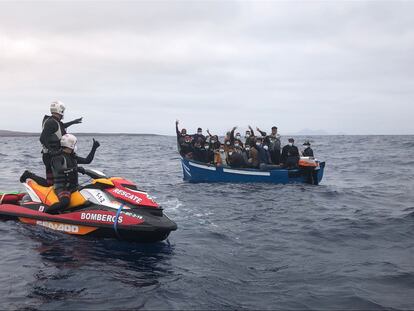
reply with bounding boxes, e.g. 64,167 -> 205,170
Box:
79,167 -> 108,179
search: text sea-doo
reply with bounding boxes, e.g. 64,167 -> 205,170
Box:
0,169 -> 177,242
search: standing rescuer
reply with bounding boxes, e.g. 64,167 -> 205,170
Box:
40,100 -> 82,185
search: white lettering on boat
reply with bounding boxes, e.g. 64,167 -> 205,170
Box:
36,221 -> 79,233
113,188 -> 143,204
80,212 -> 123,223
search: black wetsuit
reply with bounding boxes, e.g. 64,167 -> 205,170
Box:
303,147 -> 314,157
281,144 -> 300,169
39,115 -> 79,185
46,143 -> 98,214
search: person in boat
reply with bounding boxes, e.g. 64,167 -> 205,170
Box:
257,126 -> 281,164
193,139 -> 211,163
242,144 -> 250,165
214,143 -> 228,167
281,138 -> 300,169
227,147 -> 245,168
21,134 -> 100,214
234,133 -> 244,149
206,129 -> 221,150
255,137 -> 279,170
247,139 -> 260,168
40,100 -> 83,185
175,120 -> 193,157
302,141 -> 314,157
245,125 -> 256,146
192,127 -> 206,144
223,126 -> 237,146
224,139 -> 232,152
204,141 -> 215,164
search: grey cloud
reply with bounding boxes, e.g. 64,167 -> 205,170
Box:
0,1 -> 413,135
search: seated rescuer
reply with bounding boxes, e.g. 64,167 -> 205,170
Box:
281,138 -> 300,169
20,134 -> 100,213
40,100 -> 82,185
302,141 -> 314,157
48,134 -> 100,214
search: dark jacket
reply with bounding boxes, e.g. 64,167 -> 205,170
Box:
248,147 -> 260,168
193,146 -> 210,163
228,151 -> 245,168
281,144 -> 300,165
257,145 -> 272,164
303,147 -> 314,157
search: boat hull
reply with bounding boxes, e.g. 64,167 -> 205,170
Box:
181,158 -> 325,184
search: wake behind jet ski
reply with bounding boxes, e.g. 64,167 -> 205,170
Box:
0,168 -> 177,242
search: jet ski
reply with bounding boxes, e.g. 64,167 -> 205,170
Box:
0,169 -> 177,242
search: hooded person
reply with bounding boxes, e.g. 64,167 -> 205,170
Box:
40,100 -> 83,185
302,141 -> 314,157
21,134 -> 100,214
281,138 -> 300,169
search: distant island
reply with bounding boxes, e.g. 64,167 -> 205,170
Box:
0,130 -> 160,137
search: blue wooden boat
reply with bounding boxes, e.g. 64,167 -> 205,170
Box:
181,158 -> 325,184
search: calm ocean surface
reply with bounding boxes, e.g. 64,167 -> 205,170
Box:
0,135 -> 413,310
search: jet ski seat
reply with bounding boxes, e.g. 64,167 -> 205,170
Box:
27,179 -> 86,208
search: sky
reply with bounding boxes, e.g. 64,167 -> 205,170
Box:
0,0 -> 413,135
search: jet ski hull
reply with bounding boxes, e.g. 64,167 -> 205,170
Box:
0,202 -> 177,243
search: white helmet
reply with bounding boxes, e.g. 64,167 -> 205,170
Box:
50,100 -> 65,116
60,134 -> 77,150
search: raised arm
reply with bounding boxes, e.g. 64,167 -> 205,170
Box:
230,126 -> 237,143
76,139 -> 100,164
256,127 -> 266,137
63,117 -> 83,129
175,120 -> 181,137
248,125 -> 255,137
